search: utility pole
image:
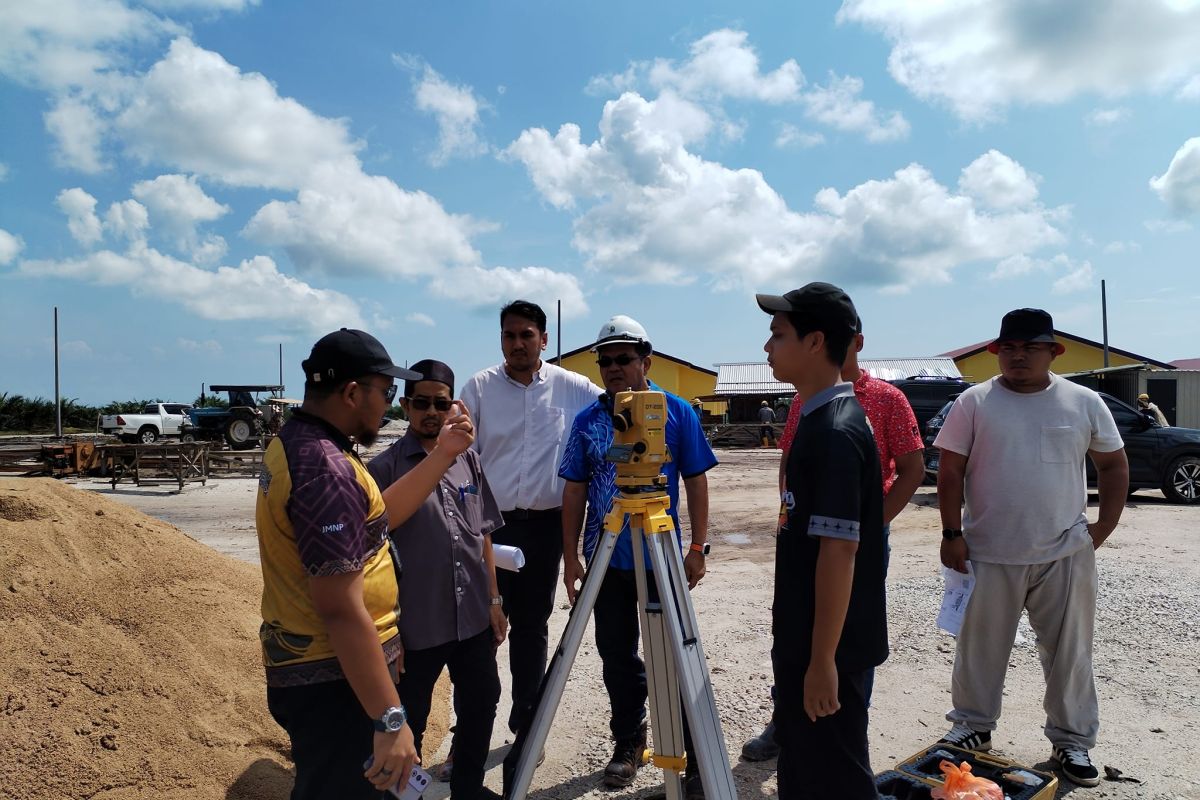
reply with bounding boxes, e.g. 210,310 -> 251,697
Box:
54,306 -> 62,438
556,300 -> 562,364
1101,280 -> 1110,368
278,343 -> 284,390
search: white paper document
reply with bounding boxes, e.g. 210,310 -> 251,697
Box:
493,544 -> 526,573
937,562 -> 975,637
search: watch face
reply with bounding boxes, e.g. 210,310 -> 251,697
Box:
383,708 -> 405,731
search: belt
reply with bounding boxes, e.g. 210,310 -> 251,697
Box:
503,507 -> 561,520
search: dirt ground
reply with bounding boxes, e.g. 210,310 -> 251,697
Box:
80,444 -> 1200,800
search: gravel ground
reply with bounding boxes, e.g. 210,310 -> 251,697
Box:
85,444 -> 1200,799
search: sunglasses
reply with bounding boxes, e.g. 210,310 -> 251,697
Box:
360,383 -> 398,403
596,354 -> 640,368
408,397 -> 454,412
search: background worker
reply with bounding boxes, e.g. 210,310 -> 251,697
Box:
559,315 -> 718,799
743,315 -> 924,762
934,308 -> 1128,787
459,300 -> 601,736
1137,393 -> 1169,426
256,329 -> 474,799
367,360 -> 506,800
757,284 -> 887,800
758,400 -> 778,447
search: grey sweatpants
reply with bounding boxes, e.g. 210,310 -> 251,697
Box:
947,544 -> 1099,749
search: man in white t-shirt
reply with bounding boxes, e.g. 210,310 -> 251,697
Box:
459,300 -> 603,737
933,308 -> 1129,788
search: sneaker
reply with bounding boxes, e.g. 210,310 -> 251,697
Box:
1052,746 -> 1100,787
603,724 -> 647,788
938,723 -> 992,752
740,721 -> 780,761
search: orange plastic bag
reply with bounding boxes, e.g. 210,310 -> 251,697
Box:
930,760 -> 1004,800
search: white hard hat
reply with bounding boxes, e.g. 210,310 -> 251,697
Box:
591,314 -> 652,352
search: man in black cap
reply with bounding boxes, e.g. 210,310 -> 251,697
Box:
367,360 -> 507,800
757,284 -> 887,800
256,329 -> 476,799
933,309 -> 1128,787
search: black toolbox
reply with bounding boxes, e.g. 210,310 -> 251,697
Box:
878,744 -> 1058,800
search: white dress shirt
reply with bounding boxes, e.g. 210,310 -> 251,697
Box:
460,361 -> 603,512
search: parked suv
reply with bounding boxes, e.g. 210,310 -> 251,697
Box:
923,391 -> 1200,504
888,377 -> 972,435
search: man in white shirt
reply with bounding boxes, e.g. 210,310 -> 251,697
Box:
460,300 -> 603,735
934,308 -> 1128,788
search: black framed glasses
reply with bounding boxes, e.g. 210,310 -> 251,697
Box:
408,396 -> 454,411
597,354 -> 640,368
360,383 -> 398,403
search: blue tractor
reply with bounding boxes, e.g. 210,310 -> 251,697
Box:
181,384 -> 285,450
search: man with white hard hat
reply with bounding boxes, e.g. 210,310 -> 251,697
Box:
558,314 -> 718,799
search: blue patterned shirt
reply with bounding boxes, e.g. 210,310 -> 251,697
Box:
559,382 -> 718,570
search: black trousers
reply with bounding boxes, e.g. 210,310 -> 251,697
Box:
266,677 -> 385,800
493,511 -> 563,733
398,627 -> 500,800
593,567 -> 696,757
772,658 -> 878,800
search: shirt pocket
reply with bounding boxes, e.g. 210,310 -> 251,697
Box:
1040,426 -> 1079,464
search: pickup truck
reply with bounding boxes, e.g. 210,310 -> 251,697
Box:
99,403 -> 193,443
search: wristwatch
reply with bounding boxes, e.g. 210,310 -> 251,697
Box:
373,705 -> 407,733
689,542 -> 711,556
489,595 -> 504,606
942,528 -> 964,540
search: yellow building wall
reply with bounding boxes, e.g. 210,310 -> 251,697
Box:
954,343 -> 1143,382
556,351 -> 725,415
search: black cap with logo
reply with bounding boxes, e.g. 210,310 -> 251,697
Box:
302,328 -> 420,386
756,282 -> 859,334
405,359 -> 456,397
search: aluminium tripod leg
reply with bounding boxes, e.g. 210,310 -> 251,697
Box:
644,528 -> 737,800
631,520 -> 686,800
504,524 -> 620,800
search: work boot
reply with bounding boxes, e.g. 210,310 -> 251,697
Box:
740,720 -> 780,761
603,724 -> 647,788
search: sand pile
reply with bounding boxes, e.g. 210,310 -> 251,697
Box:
0,479 -> 291,799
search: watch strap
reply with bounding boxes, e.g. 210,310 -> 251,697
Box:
942,528 -> 964,540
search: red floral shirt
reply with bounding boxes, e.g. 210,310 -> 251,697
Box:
779,371 -> 923,495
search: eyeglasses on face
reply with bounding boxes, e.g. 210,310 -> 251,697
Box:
360,383 -> 398,403
408,396 -> 454,412
596,354 -> 640,368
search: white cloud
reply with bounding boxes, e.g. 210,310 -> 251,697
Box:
0,229 -> 24,264
405,312 -> 435,327
60,340 -> 94,358
0,163 -> 9,181
176,337 -> 222,355
192,234 -> 228,265
1052,259 -> 1095,294
45,97 -> 108,172
244,171 -> 490,277
839,0 -> 1200,121
430,266 -> 588,318
958,150 -> 1041,210
104,198 -> 149,242
507,91 -> 1067,292
131,173 -> 229,254
401,59 -> 489,166
802,73 -> 910,142
56,188 -> 103,245
19,244 -> 364,332
142,0 -> 257,10
1180,74 -> 1200,99
775,124 -> 825,149
1150,137 -> 1200,216
645,29 -> 804,104
116,38 -> 362,190
1144,217 -> 1193,233
1084,107 -> 1131,127
1103,239 -> 1140,254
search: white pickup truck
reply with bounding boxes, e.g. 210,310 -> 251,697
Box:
99,402 -> 193,443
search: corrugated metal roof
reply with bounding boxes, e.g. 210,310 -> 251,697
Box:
713,359 -> 962,395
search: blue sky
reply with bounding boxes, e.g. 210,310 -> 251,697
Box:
2,1 -> 1199,404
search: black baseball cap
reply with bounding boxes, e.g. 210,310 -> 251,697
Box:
302,328 -> 420,386
756,282 -> 858,334
987,308 -> 1065,354
405,359 -> 455,397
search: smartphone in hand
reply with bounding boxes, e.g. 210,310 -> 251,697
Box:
364,758 -> 431,800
